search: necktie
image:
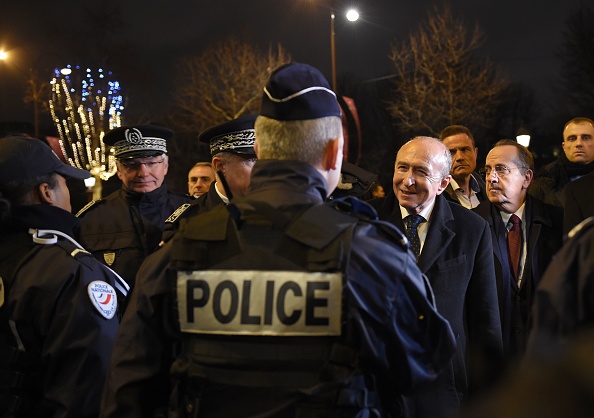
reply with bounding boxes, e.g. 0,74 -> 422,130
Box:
404,214 -> 424,261
507,214 -> 522,279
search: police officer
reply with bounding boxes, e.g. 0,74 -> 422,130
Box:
0,136 -> 128,417
77,125 -> 191,290
162,115 -> 257,242
100,63 -> 456,418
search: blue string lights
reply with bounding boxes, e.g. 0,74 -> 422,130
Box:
49,65 -> 124,181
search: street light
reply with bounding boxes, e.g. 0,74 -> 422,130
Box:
0,49 -> 70,137
516,126 -> 531,147
330,5 -> 359,92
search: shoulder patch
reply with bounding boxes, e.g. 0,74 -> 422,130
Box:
87,280 -> 118,319
165,203 -> 193,223
76,200 -> 102,217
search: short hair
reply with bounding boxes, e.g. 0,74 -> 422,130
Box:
254,115 -> 342,166
0,173 -> 59,222
191,161 -> 212,170
439,125 -> 476,147
493,139 -> 534,172
564,117 -> 594,131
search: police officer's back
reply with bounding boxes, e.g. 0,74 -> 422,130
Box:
0,136 -> 127,417
100,63 -> 456,418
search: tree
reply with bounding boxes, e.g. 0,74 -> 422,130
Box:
387,4 -> 508,137
49,65 -> 124,199
169,37 -> 291,134
557,4 -> 594,120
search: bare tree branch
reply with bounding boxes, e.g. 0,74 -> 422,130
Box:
387,4 -> 508,136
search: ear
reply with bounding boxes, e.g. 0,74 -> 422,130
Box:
212,156 -> 223,172
254,139 -> 260,158
522,169 -> 534,189
435,175 -> 451,195
474,147 -> 479,159
36,182 -> 54,205
321,137 -> 340,171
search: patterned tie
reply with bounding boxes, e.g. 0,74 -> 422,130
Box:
507,214 -> 522,279
404,214 -> 424,261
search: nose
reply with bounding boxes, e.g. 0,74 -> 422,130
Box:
137,164 -> 150,176
403,170 -> 416,186
487,170 -> 498,182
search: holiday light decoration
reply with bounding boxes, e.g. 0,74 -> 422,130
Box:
49,65 -> 124,188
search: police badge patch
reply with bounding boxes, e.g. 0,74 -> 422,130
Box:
88,281 -> 118,319
104,252 -> 116,266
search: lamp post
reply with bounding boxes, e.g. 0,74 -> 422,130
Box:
329,4 -> 359,93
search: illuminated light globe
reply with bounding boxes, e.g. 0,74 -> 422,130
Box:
49,65 -> 125,199
346,9 -> 359,22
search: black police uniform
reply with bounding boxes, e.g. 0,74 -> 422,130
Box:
77,183 -> 191,289
100,161 -> 456,418
526,216 -> 594,356
0,204 -> 127,417
161,181 -> 226,244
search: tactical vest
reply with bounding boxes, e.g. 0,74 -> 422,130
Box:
168,198 -> 382,418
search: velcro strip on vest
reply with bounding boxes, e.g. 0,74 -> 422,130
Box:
177,270 -> 342,336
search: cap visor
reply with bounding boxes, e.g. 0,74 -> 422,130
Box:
56,164 -> 91,180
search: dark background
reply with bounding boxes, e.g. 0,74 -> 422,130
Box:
1,0 -> 591,208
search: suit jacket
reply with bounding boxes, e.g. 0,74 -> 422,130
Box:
371,192 -> 502,418
443,172 -> 487,207
563,171 -> 594,235
473,195 -> 563,359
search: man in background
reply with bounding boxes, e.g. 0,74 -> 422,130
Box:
187,161 -> 215,197
474,140 -> 562,361
439,125 -> 486,208
530,117 -> 594,207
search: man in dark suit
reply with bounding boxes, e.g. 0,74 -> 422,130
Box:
563,170 -> 594,235
371,136 -> 502,418
473,140 -> 563,361
439,125 -> 487,208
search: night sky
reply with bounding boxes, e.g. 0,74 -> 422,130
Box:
0,0 -> 588,128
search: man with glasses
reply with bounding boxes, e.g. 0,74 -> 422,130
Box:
77,125 -> 191,292
473,139 -> 563,362
371,136 -> 502,418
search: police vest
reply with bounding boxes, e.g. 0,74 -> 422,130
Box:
169,198 -> 382,417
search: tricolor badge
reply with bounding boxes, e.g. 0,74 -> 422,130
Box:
88,281 -> 118,319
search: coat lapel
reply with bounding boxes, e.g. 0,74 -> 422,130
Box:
417,195 -> 455,273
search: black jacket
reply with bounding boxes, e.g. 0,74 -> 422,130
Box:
77,183 -> 191,288
0,205 -> 124,418
473,196 -> 563,359
100,160 -> 456,418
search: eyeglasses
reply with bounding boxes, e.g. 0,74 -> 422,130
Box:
119,158 -> 165,172
480,165 -> 527,178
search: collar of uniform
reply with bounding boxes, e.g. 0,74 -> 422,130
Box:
122,182 -> 169,205
248,160 -> 328,204
8,204 -> 80,236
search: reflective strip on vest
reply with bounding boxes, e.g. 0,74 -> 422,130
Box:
177,270 -> 342,336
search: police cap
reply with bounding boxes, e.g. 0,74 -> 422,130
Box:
104,125 -> 173,159
0,136 -> 90,183
260,62 -> 342,121
198,115 -> 257,157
